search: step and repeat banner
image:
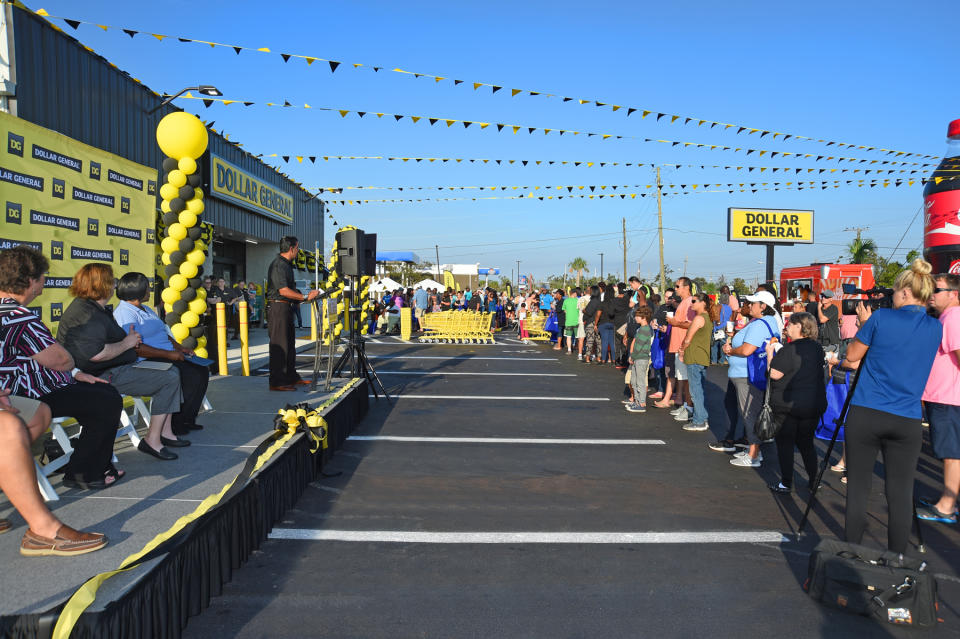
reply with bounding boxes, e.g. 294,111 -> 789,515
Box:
1,110 -> 157,330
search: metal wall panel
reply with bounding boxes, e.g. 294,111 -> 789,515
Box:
9,6 -> 322,247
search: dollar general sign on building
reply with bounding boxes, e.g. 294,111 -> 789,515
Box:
727,208 -> 814,244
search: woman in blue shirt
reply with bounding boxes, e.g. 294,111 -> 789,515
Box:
839,259 -> 942,553
113,272 -> 210,438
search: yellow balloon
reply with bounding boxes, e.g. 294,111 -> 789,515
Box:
194,347 -> 208,359
178,210 -> 197,228
194,187 -> 204,200
161,236 -> 179,254
186,249 -> 205,266
167,169 -> 187,188
156,112 -> 208,160
193,241 -> 206,253
160,183 -> 179,201
169,274 -> 188,291
164,303 -> 174,314
161,252 -> 171,265
186,198 -> 204,215
196,336 -> 207,348
171,323 -> 189,342
160,199 -> 172,213
178,157 -> 197,175
180,310 -> 200,328
161,287 -> 180,304
167,223 -> 187,241
195,286 -> 207,300
179,261 -> 198,279
188,298 -> 206,315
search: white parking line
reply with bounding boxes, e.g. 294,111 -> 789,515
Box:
366,356 -> 558,361
371,395 -> 609,401
376,371 -> 575,377
268,530 -> 790,544
348,436 -> 664,445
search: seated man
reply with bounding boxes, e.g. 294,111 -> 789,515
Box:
113,272 -> 209,436
0,392 -> 107,555
0,246 -> 125,489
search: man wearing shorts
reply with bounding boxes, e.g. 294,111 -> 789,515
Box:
919,272 -> 960,524
561,289 -> 580,354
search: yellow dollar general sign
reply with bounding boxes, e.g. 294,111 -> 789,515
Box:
210,153 -> 293,224
0,111 -> 157,330
727,207 -> 814,244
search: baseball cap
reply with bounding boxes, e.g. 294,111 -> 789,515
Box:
820,289 -> 835,298
745,290 -> 777,308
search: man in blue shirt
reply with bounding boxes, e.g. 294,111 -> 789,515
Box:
413,287 -> 429,331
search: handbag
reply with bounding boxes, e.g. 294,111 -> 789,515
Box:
746,319 -> 777,390
806,538 -> 939,628
816,371 -> 850,442
753,382 -> 780,440
650,327 -> 667,370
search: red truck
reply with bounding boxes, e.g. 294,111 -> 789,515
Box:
778,263 -> 875,310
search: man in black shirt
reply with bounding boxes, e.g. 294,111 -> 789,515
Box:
816,289 -> 840,348
266,236 -> 318,390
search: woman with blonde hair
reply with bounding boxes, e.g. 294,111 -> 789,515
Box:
840,259 -> 942,553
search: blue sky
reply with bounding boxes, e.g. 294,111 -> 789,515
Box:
30,0 -> 957,284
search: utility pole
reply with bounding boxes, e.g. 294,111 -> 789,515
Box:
435,245 -> 441,280
656,167 -> 665,293
599,253 -> 604,284
844,226 -> 869,243
622,217 -> 627,283
683,255 -> 688,277
516,260 -> 521,289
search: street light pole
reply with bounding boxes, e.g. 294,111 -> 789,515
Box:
516,260 -> 521,290
599,253 -> 604,283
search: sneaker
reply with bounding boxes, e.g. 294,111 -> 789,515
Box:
673,408 -> 689,422
708,440 -> 737,452
734,450 -> 763,462
577,354 -> 583,360
730,455 -> 761,467
670,406 -> 684,416
625,402 -> 647,413
621,399 -> 634,404
916,503 -> 957,524
683,421 -> 709,431
733,438 -> 750,449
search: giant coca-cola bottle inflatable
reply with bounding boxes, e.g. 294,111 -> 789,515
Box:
924,119 -> 960,274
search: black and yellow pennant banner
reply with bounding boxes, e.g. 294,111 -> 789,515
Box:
182,95 -> 932,168
265,154 -> 937,175
323,176 -> 945,205
24,2 -> 935,161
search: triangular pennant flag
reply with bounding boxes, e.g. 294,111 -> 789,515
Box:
152,34 -> 167,42
232,46 -> 242,55
338,110 -> 349,117
257,47 -> 271,52
454,79 -> 463,85
511,89 -> 522,96
123,29 -> 137,38
627,108 -> 637,116
329,61 -> 341,72
446,119 -> 456,127
411,116 -> 421,123
497,124 -> 505,131
202,99 -> 213,108
64,19 -> 81,30
283,100 -> 293,107
428,118 -> 438,125
281,54 -> 291,62
394,114 -> 403,121
357,111 -> 366,117
512,126 -> 520,134
492,86 -> 502,93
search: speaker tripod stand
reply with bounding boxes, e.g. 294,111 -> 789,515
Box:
310,284 -> 389,401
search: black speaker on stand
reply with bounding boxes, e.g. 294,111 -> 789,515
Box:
363,233 -> 377,278
337,229 -> 365,277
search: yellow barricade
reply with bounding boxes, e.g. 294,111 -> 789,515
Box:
418,310 -> 495,344
521,314 -> 551,343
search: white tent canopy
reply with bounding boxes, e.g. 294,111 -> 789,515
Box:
414,278 -> 446,292
370,277 -> 402,293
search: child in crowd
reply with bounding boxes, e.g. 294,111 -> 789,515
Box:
518,303 -> 529,341
626,306 -> 654,413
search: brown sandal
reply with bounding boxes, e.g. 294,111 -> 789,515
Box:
0,519 -> 11,534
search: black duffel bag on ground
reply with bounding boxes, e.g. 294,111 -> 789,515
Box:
805,539 -> 939,629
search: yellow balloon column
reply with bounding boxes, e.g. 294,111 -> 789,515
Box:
156,112 -> 210,358
321,233 -> 346,345
358,275 -> 372,335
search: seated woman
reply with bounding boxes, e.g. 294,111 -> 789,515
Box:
57,264 -> 185,461
0,246 -> 124,489
113,272 -> 209,437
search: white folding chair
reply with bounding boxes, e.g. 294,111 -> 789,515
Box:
34,417 -> 76,502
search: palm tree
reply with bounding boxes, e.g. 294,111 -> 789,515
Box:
568,257 -> 589,287
847,237 -> 878,264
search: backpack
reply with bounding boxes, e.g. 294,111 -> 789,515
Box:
746,319 -> 778,390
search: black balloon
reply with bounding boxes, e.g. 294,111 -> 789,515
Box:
188,277 -> 202,289
187,226 -> 203,240
181,287 -> 197,302
178,238 -> 194,253
172,300 -> 188,315
182,336 -> 198,350
165,312 -> 181,327
162,157 -> 179,172
178,185 -> 195,200
187,173 -> 202,187
169,198 -> 185,213
162,211 -> 178,225
164,264 -> 179,278
169,250 -> 185,265
189,326 -> 205,338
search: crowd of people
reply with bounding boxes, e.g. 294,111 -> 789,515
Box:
500,264 -> 958,554
0,246 -> 212,556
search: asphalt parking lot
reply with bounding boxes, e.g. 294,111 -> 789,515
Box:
184,336 -> 960,638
